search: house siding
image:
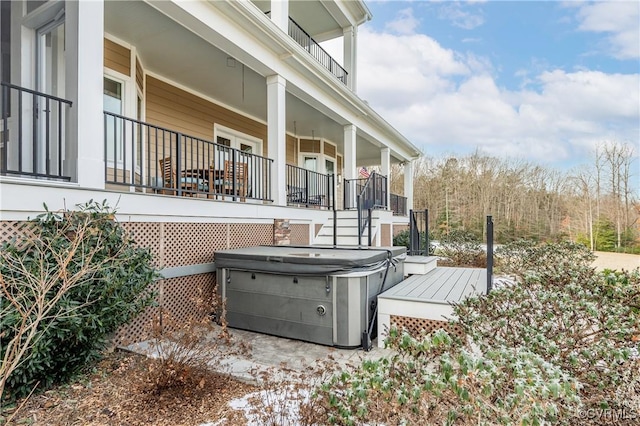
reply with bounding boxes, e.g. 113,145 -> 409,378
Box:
286,134 -> 298,165
104,38 -> 131,76
299,139 -> 321,153
135,57 -> 144,91
145,76 -> 267,156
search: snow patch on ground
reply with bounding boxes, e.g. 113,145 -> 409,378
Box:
202,387 -> 310,426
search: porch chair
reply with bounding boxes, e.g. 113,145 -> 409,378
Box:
223,160 -> 248,201
158,157 -> 208,196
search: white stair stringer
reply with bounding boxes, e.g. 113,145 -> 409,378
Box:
313,210 -> 391,247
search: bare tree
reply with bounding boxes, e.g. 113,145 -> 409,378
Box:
602,141 -> 636,248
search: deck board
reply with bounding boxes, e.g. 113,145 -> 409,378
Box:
377,266 -> 487,348
380,267 -> 486,303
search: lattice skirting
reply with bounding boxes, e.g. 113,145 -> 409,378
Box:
290,223 -> 310,245
113,273 -> 217,346
390,315 -> 465,340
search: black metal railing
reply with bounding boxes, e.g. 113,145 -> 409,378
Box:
343,172 -> 387,246
286,164 -> 335,209
344,172 -> 388,211
104,112 -> 273,202
486,215 -> 494,294
266,11 -> 348,85
409,209 -> 429,256
390,193 -> 407,216
1,82 -> 73,181
288,17 -> 348,85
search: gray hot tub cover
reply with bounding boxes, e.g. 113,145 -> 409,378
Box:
214,245 -> 406,275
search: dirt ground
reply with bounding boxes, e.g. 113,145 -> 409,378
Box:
592,251 -> 640,271
1,350 -> 254,426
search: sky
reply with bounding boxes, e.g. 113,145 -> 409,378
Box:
322,0 -> 640,177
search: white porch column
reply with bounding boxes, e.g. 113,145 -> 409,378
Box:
381,147 -> 391,209
267,74 -> 287,206
66,0 -> 104,188
343,25 -> 357,91
404,160 -> 414,212
343,124 -> 357,180
270,0 -> 289,33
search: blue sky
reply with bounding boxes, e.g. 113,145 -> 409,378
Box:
323,1 -> 639,181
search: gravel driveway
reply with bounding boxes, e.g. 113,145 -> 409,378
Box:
592,251 -> 640,271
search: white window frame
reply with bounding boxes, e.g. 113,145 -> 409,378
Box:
103,38 -> 140,182
213,124 -> 263,155
298,138 -> 337,175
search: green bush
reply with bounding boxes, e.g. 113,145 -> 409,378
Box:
392,229 -> 434,255
457,241 -> 640,422
438,229 -> 486,267
0,201 -> 158,402
307,329 -> 579,425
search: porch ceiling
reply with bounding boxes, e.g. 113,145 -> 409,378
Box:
250,0 -> 345,42
104,1 -> 395,165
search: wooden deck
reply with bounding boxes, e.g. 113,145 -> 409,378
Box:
380,267 -> 486,304
377,267 -> 487,347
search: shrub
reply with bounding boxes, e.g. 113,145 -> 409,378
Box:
456,242 -> 640,423
393,229 -> 435,255
0,201 -> 158,402
495,239 -> 595,279
438,229 -> 486,267
135,287 -> 245,395
305,329 -> 579,425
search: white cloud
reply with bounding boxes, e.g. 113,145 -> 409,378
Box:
574,1 -> 640,59
437,2 -> 485,30
384,8 -> 420,35
357,28 -> 472,108
356,29 -> 640,166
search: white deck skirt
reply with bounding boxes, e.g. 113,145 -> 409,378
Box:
377,267 -> 487,347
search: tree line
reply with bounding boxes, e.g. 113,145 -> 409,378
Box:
390,141 -> 639,253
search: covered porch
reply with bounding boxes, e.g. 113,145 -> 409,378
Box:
0,0 -> 418,217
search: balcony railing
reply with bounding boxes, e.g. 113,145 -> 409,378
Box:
390,193 -> 407,216
1,82 -> 73,181
104,112 -> 273,202
288,17 -> 348,85
266,12 -> 348,85
286,164 -> 335,209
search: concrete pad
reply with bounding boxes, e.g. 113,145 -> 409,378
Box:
124,325 -> 395,385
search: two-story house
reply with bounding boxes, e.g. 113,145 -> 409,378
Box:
1,0 -> 421,340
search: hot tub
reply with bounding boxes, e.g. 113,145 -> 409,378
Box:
215,245 -> 406,349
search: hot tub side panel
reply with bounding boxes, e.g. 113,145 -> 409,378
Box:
218,269 -> 335,346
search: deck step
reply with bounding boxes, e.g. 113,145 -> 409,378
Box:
404,255 -> 438,275
377,266 -> 487,348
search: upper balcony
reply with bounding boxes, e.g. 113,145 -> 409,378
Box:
264,11 -> 347,85
287,16 -> 348,86
253,0 -> 372,87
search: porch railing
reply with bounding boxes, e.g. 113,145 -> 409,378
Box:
1,82 -> 73,181
104,112 -> 272,202
390,193 -> 407,216
285,164 -> 334,209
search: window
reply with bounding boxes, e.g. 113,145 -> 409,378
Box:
214,126 -> 263,199
34,10 -> 66,175
104,77 -> 123,163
